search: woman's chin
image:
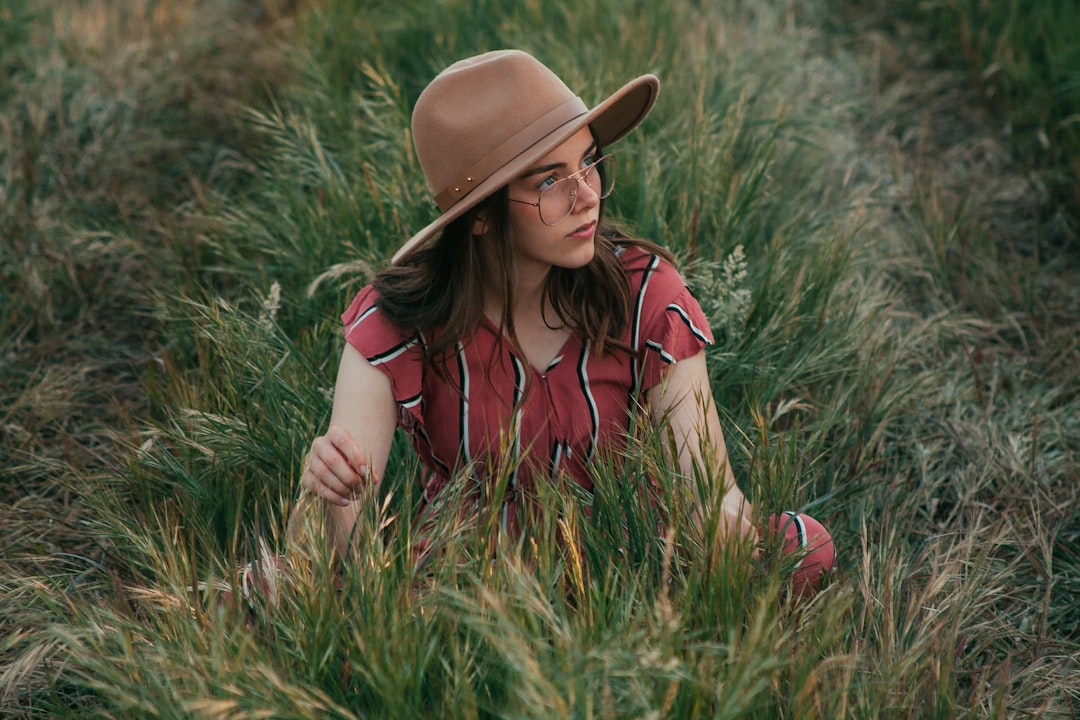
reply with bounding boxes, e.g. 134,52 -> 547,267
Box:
558,241 -> 596,269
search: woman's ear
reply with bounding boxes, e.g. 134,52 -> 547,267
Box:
472,215 -> 490,237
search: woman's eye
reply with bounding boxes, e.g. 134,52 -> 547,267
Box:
537,175 -> 558,190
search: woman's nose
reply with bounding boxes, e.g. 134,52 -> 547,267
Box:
574,175 -> 601,208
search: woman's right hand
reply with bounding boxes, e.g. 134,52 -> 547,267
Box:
300,424 -> 376,506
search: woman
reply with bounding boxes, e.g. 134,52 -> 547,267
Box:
297,49 -> 757,562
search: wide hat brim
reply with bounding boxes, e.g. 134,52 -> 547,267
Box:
391,73 -> 659,265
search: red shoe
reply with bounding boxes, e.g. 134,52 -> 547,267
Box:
764,512 -> 837,597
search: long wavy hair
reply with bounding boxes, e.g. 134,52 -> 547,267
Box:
373,185 -> 673,370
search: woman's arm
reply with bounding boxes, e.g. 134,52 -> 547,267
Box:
297,343 -> 399,559
646,349 -> 755,543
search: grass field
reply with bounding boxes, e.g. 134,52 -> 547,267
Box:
2,0 -> 1077,717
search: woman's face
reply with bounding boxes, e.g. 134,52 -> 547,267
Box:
504,127 -> 602,289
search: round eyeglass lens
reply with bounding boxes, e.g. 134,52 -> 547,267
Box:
537,156 -> 616,225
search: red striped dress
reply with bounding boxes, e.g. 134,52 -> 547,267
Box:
341,244 -> 713,530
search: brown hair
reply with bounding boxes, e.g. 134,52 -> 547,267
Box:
373,190 -> 673,369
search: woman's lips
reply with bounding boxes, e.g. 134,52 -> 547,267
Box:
568,220 -> 596,239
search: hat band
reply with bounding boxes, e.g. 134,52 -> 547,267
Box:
434,95 -> 589,212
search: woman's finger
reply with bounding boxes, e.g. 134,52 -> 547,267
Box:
304,452 -> 354,506
316,438 -> 362,487
326,425 -> 374,483
309,479 -> 350,507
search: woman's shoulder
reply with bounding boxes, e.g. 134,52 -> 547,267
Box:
342,284 -> 381,331
614,240 -> 658,268
614,241 -> 686,294
342,284 -> 417,349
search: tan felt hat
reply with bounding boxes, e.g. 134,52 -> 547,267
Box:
392,49 -> 659,265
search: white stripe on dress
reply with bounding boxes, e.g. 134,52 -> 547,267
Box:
577,340 -> 599,462
629,254 -> 660,399
666,301 -> 712,345
369,337 -> 419,366
346,304 -> 379,334
456,341 -> 471,466
509,353 -> 526,490
645,339 -> 677,365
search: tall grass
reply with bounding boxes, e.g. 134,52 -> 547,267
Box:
850,0 -> 1080,239
2,0 -> 1078,717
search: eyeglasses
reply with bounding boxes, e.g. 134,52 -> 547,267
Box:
509,154 -> 616,226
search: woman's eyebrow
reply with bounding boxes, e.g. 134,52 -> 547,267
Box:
521,142 -> 598,177
522,160 -> 565,178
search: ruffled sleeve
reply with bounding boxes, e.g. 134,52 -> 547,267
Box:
341,285 -> 425,429
623,246 -> 714,392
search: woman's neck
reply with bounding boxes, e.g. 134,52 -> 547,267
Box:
487,265 -> 550,325
486,273 -> 572,372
